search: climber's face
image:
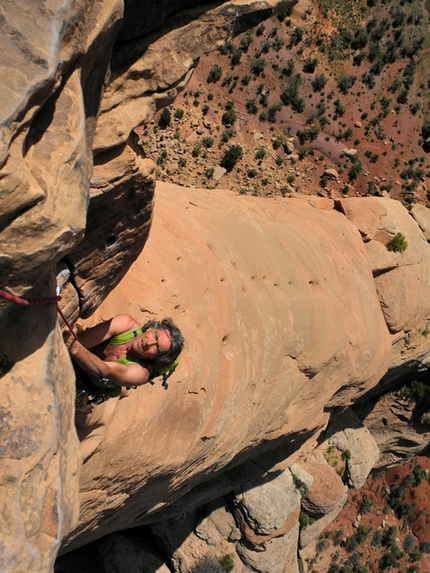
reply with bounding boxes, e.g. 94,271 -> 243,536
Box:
132,328 -> 172,359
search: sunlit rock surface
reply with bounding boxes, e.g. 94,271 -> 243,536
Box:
62,184 -> 392,549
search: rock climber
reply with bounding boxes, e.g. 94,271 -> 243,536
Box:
63,314 -> 184,398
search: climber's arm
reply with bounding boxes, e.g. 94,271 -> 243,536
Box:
64,336 -> 150,387
77,314 -> 141,349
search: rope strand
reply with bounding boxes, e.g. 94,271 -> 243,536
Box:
0,289 -> 61,306
0,288 -> 78,341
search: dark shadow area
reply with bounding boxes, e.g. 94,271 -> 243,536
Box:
55,428 -> 316,572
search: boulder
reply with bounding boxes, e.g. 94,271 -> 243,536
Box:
236,523 -> 300,573
323,168 -> 339,180
233,470 -> 301,544
411,204 -> 430,242
339,197 -> 430,333
325,408 -> 380,489
297,462 -> 345,516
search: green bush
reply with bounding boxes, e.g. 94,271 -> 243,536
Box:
158,108 -> 171,129
303,57 -> 319,73
386,233 -> 408,252
174,108 -> 184,120
207,65 -> 223,83
246,99 -> 258,114
222,107 -> 237,126
202,137 -> 214,148
220,145 -> 243,171
312,73 -> 328,92
219,553 -> 235,572
250,57 -> 266,76
255,147 -> 267,160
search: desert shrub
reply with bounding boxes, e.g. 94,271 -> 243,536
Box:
246,99 -> 258,114
386,233 -> 408,252
403,533 -> 417,553
290,26 -> 304,46
207,65 -> 223,83
397,89 -> 409,104
230,48 -> 242,67
273,138 -> 282,150
241,74 -> 252,86
156,150 -> 167,166
220,145 -> 243,171
351,28 -> 368,50
202,104 -> 209,116
158,108 -> 171,128
202,137 -> 214,148
420,542 -> 430,554
220,128 -> 234,145
273,36 -> 285,51
250,58 -> 266,76
256,23 -> 265,36
255,146 -> 267,159
280,59 -> 295,78
219,553 -> 235,572
192,146 -> 201,158
421,119 -> 430,141
222,107 -> 237,126
312,73 -> 328,92
240,34 -> 253,52
178,157 -> 187,167
409,102 -> 421,115
268,102 -> 282,122
248,168 -> 257,178
338,74 -> 357,94
358,494 -> 374,513
303,57 -> 319,73
174,108 -> 184,120
348,160 -> 362,181
299,511 -> 315,529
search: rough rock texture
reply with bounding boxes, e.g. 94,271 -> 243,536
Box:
1,2 -> 293,570
236,525 -> 300,573
0,297 -> 81,573
324,408 -> 380,489
4,1 -> 430,571
298,462 -> 345,516
338,197 -> 430,334
232,470 -> 301,544
61,183 -> 392,551
354,391 -> 430,468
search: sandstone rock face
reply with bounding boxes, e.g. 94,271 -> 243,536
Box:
1,2 -> 293,570
62,184 -> 392,550
0,299 -> 81,573
338,197 -> 430,382
233,470 -> 301,544
323,408 -> 380,489
0,2 -> 122,569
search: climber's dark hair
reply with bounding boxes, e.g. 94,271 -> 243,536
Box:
141,318 -> 184,374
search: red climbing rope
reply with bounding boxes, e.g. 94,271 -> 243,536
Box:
0,288 -> 79,341
0,289 -> 61,306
